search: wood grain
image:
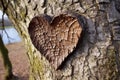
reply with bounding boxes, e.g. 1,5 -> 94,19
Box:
28,14 -> 82,69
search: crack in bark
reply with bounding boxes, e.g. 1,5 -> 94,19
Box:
28,0 -> 31,3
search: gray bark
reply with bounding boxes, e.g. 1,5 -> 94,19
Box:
0,0 -> 120,80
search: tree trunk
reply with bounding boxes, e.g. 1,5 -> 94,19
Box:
0,0 -> 120,80
0,36 -> 13,80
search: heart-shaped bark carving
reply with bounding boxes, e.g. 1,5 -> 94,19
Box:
28,14 -> 82,69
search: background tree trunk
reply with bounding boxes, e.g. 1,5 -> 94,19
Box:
0,36 -> 13,80
0,0 -> 120,80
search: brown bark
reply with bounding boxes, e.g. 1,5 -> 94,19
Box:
0,0 -> 120,80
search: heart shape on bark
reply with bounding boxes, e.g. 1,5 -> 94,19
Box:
28,14 -> 82,69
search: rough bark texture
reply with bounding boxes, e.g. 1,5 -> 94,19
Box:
0,0 -> 120,80
28,14 -> 82,70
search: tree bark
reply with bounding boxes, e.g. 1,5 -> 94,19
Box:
0,0 -> 120,80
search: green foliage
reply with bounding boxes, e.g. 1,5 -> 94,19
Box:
0,26 -> 13,29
